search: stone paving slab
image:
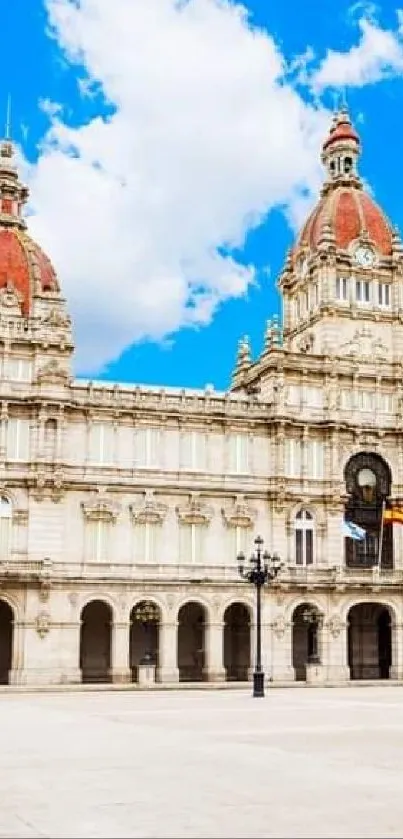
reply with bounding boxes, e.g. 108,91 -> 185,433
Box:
0,686 -> 403,838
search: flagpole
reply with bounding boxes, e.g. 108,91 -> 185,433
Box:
376,499 -> 386,568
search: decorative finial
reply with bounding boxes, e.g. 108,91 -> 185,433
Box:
233,335 -> 251,380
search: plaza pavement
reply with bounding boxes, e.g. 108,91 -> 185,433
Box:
0,685 -> 402,838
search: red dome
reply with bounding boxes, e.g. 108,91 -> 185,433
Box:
0,228 -> 58,316
297,186 -> 393,257
322,118 -> 359,151
0,139 -> 59,315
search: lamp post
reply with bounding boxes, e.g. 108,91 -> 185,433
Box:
237,535 -> 283,698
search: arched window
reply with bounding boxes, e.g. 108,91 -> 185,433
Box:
295,510 -> 314,566
0,497 -> 12,560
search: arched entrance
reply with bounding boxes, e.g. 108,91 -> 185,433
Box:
0,600 -> 13,684
177,601 -> 206,682
292,603 -> 322,681
80,600 -> 112,683
130,600 -> 161,682
348,602 -> 392,680
224,603 -> 251,681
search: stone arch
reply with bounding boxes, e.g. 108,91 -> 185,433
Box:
292,601 -> 324,682
347,601 -> 395,680
0,599 -> 14,684
80,599 -> 113,683
78,592 -> 117,620
175,595 -> 212,624
129,600 -> 162,682
177,600 -> 208,682
343,452 -> 393,569
223,602 -> 251,682
286,502 -> 325,529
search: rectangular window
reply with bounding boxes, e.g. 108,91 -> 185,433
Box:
306,530 -> 313,565
336,277 -> 348,301
6,418 -> 30,461
379,393 -> 393,413
134,522 -> 160,563
305,387 -> 323,408
287,385 -> 300,406
356,280 -> 370,303
285,439 -> 302,477
228,434 -> 249,473
378,284 -> 390,307
359,391 -> 374,411
296,530 -> 303,565
0,516 -> 10,560
179,523 -> 204,564
341,390 -> 352,409
88,423 -> 114,464
86,520 -> 109,562
181,431 -> 206,471
230,526 -> 250,559
306,440 -> 324,479
5,358 -> 32,382
136,427 -> 160,468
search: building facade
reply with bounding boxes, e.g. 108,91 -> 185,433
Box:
0,109 -> 402,687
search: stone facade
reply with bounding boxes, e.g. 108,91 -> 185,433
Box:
0,109 -> 402,687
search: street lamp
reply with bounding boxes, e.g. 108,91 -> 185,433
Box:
237,535 -> 283,698
302,606 -> 323,665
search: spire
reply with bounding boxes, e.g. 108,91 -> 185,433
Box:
0,107 -> 28,230
232,335 -> 251,385
321,107 -> 361,193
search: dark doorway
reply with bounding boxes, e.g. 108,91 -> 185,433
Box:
348,602 -> 392,680
177,601 -> 206,682
224,603 -> 251,681
80,600 -> 112,683
0,600 -> 13,684
292,603 -> 321,681
129,600 -> 160,681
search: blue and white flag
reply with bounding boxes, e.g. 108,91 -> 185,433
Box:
342,520 -> 366,541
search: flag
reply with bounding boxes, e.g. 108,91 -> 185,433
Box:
342,520 -> 366,541
383,507 -> 403,525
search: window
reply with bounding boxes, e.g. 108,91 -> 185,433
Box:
379,393 -> 393,413
355,279 -> 370,303
230,525 -> 249,559
359,391 -> 374,412
6,418 -> 30,461
86,520 -> 109,562
0,497 -> 11,560
306,440 -> 324,479
181,431 -> 206,471
295,510 -> 314,566
378,284 -> 390,307
136,427 -> 160,468
135,522 -> 160,563
5,358 -> 32,382
285,439 -> 302,478
305,387 -> 323,408
88,423 -> 114,464
287,385 -> 300,407
336,277 -> 348,301
44,418 -> 57,460
341,390 -> 353,409
229,434 -> 249,473
179,523 -> 204,564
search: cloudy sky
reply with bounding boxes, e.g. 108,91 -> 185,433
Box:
3,0 -> 403,386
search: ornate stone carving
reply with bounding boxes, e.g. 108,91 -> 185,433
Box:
130,491 -> 167,525
35,611 -> 51,639
271,615 -> 289,639
326,614 -> 344,638
339,327 -> 388,361
82,493 -> 121,522
36,359 -> 70,386
222,495 -> 256,529
12,509 -> 28,525
41,308 -> 71,330
176,495 -> 213,525
0,281 -> 23,313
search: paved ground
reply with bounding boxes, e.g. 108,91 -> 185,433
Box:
1,686 -> 403,838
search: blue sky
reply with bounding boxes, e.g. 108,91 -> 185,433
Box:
2,0 -> 403,388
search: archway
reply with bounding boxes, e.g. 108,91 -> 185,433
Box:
0,600 -> 13,684
177,601 -> 206,682
129,600 -> 161,682
292,603 -> 322,681
348,602 -> 392,680
80,600 -> 112,683
224,603 -> 251,681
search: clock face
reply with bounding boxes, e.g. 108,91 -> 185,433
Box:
354,245 -> 375,269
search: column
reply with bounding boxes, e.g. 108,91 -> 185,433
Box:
111,621 -> 131,683
267,619 -> 295,683
390,622 -> 403,680
159,621 -> 179,683
8,618 -> 25,685
203,620 -> 226,682
323,617 -> 350,682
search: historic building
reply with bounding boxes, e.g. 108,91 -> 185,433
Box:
0,108 -> 402,687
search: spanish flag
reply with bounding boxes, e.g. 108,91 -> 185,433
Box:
383,507 -> 403,525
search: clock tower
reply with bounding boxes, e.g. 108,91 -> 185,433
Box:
278,107 -> 403,364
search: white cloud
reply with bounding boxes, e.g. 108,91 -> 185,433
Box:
27,0 -> 329,373
312,17 -> 403,90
